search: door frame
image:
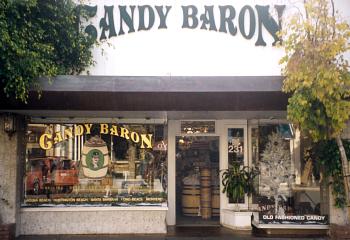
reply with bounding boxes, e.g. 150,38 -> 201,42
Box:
166,120 -> 248,226
220,121 -> 249,211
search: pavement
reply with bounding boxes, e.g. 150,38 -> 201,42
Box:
16,227 -> 329,240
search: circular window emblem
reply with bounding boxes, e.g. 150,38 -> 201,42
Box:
86,149 -> 104,171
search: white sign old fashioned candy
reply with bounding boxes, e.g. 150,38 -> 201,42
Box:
261,214 -> 327,224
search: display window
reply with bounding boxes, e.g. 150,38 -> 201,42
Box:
181,121 -> 215,134
23,122 -> 167,207
252,123 -> 328,225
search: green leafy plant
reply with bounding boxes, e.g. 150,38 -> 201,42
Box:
221,162 -> 259,203
0,0 -> 96,102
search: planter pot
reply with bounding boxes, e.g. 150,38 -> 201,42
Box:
0,223 -> 15,240
221,209 -> 253,230
330,224 -> 350,240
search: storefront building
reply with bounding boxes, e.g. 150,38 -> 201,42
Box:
0,0 -> 350,237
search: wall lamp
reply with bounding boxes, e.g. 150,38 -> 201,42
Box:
3,113 -> 16,138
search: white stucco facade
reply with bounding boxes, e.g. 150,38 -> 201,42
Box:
81,0 -> 350,76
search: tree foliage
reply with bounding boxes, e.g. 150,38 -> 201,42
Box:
279,0 -> 350,219
0,0 -> 95,102
280,0 -> 350,141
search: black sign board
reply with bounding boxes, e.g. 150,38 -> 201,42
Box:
259,213 -> 328,225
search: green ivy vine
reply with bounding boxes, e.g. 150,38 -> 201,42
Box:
306,140 -> 350,208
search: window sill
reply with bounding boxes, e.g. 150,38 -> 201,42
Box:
20,206 -> 168,212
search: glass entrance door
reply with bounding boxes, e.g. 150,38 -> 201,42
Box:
175,136 -> 220,226
223,124 -> 248,210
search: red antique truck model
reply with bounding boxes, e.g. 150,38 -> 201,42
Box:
25,157 -> 79,194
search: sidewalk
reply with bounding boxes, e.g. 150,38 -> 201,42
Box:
16,227 -> 329,240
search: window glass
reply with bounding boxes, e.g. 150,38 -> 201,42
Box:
23,123 -> 167,207
176,136 -> 220,220
255,124 -> 328,225
251,127 -> 259,205
181,121 -> 215,134
227,128 -> 244,204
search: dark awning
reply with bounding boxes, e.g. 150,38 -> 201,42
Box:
0,75 -> 288,111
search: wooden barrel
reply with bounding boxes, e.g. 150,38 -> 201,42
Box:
200,168 -> 212,219
211,185 -> 220,217
182,184 -> 200,216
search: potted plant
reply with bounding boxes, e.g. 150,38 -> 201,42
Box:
222,162 -> 259,203
221,162 -> 259,229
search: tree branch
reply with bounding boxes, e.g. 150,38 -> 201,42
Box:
304,0 -> 311,41
330,0 -> 336,38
